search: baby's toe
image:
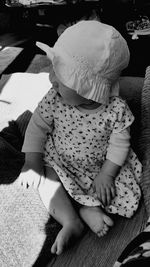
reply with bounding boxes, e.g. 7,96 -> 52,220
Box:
103,214 -> 114,227
51,242 -> 57,254
97,229 -> 105,237
97,231 -> 104,237
97,223 -> 109,237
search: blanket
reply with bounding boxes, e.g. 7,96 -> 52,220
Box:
0,111 -> 61,267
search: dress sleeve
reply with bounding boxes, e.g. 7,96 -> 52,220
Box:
112,98 -> 134,134
106,128 -> 130,166
22,89 -> 54,153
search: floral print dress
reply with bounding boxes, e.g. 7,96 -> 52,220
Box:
37,88 -> 142,218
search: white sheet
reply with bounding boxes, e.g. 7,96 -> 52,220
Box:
0,72 -> 51,129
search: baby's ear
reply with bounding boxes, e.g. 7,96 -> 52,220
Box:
36,41 -> 54,61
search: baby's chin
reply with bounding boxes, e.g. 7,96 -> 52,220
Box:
59,98 -> 83,107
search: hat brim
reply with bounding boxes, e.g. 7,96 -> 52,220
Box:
36,41 -> 54,61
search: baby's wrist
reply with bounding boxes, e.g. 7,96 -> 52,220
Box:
101,159 -> 120,178
101,170 -> 116,179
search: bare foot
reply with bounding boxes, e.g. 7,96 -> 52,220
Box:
38,176 -> 85,254
51,220 -> 84,255
79,206 -> 113,237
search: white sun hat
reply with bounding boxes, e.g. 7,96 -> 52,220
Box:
36,20 -> 130,104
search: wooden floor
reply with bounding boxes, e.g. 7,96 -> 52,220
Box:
0,31 -> 33,76
0,23 -> 58,76
0,32 -> 33,48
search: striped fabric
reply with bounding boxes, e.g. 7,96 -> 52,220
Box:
140,66 -> 150,216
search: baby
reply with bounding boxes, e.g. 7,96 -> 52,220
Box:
18,20 -> 142,255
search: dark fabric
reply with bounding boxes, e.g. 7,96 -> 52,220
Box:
0,120 -> 25,183
114,230 -> 150,266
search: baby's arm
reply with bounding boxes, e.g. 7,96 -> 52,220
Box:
18,98 -> 53,188
93,128 -> 131,206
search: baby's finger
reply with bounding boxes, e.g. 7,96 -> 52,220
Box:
92,182 -> 96,192
17,176 -> 23,187
95,186 -> 101,200
106,187 -> 111,206
111,186 -> 116,199
33,177 -> 41,189
22,178 -> 29,189
27,177 -> 35,188
100,187 -> 106,206
39,175 -> 45,187
18,173 -> 26,186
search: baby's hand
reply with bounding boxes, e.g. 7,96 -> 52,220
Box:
18,169 -> 43,189
93,172 -> 116,206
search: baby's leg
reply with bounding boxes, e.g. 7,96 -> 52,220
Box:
79,206 -> 113,237
38,167 -> 84,255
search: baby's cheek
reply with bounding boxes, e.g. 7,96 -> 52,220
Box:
53,82 -> 60,95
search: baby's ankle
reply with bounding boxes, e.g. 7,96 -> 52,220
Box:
64,217 -> 84,232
